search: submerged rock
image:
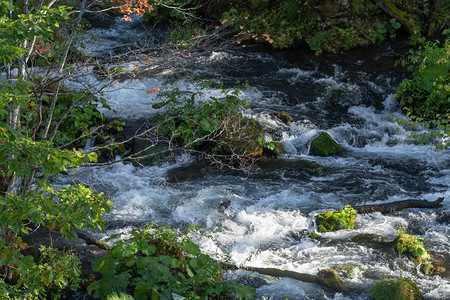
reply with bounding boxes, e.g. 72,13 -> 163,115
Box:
422,263 -> 446,276
371,278 -> 423,300
350,233 -> 384,244
317,269 -> 346,291
272,111 -> 293,124
334,264 -> 364,279
309,132 -> 342,157
316,205 -> 357,232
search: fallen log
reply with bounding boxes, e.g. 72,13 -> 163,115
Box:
353,198 -> 444,214
223,263 -> 347,292
76,230 -> 111,250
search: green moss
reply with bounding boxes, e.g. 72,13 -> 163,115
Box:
371,278 -> 423,300
309,232 -> 320,239
350,233 -> 383,244
309,132 -> 342,157
316,205 -> 357,232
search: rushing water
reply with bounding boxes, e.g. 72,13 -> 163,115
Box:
64,17 -> 450,299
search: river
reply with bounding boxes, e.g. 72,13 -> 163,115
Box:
64,16 -> 450,299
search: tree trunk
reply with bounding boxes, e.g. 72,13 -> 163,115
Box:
375,0 -> 420,34
353,198 -> 444,214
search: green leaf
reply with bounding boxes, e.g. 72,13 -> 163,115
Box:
106,292 -> 135,300
181,241 -> 201,256
232,285 -> 256,300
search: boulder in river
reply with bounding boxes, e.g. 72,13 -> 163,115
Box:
421,263 -> 446,276
309,132 -> 342,157
371,278 -> 423,300
272,111 -> 293,124
317,269 -> 346,291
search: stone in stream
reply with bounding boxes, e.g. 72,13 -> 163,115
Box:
272,111 -> 293,124
371,278 -> 423,300
309,132 -> 343,157
421,263 -> 446,276
333,264 -> 364,279
317,269 -> 346,291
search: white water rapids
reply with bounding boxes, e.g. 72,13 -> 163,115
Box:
60,17 -> 450,299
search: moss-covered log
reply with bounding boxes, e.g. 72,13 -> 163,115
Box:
353,198 -> 444,214
76,231 -> 111,250
223,263 -> 347,292
375,0 -> 421,34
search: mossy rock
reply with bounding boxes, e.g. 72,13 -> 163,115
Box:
371,279 -> 423,300
262,141 -> 284,157
316,205 -> 357,233
309,231 -> 321,239
309,132 -> 342,157
422,263 -> 446,276
334,264 -> 363,279
273,111 -> 293,124
318,269 -> 346,291
350,233 -> 383,245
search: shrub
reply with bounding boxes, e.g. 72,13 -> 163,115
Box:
316,205 -> 357,232
152,84 -> 283,169
395,33 -> 450,151
0,246 -> 82,299
88,223 -> 255,299
395,230 -> 430,264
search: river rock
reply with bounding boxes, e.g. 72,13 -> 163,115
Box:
371,279 -> 423,300
350,233 -> 384,245
309,132 -> 342,157
334,264 -> 364,279
318,269 -> 346,291
422,263 -> 446,276
273,111 -> 293,124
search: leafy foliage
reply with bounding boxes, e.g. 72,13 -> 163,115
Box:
0,246 -> 82,299
152,84 -> 279,162
88,224 -> 256,299
395,35 -> 450,151
395,230 -> 430,264
0,2 -> 114,298
316,205 -> 357,233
